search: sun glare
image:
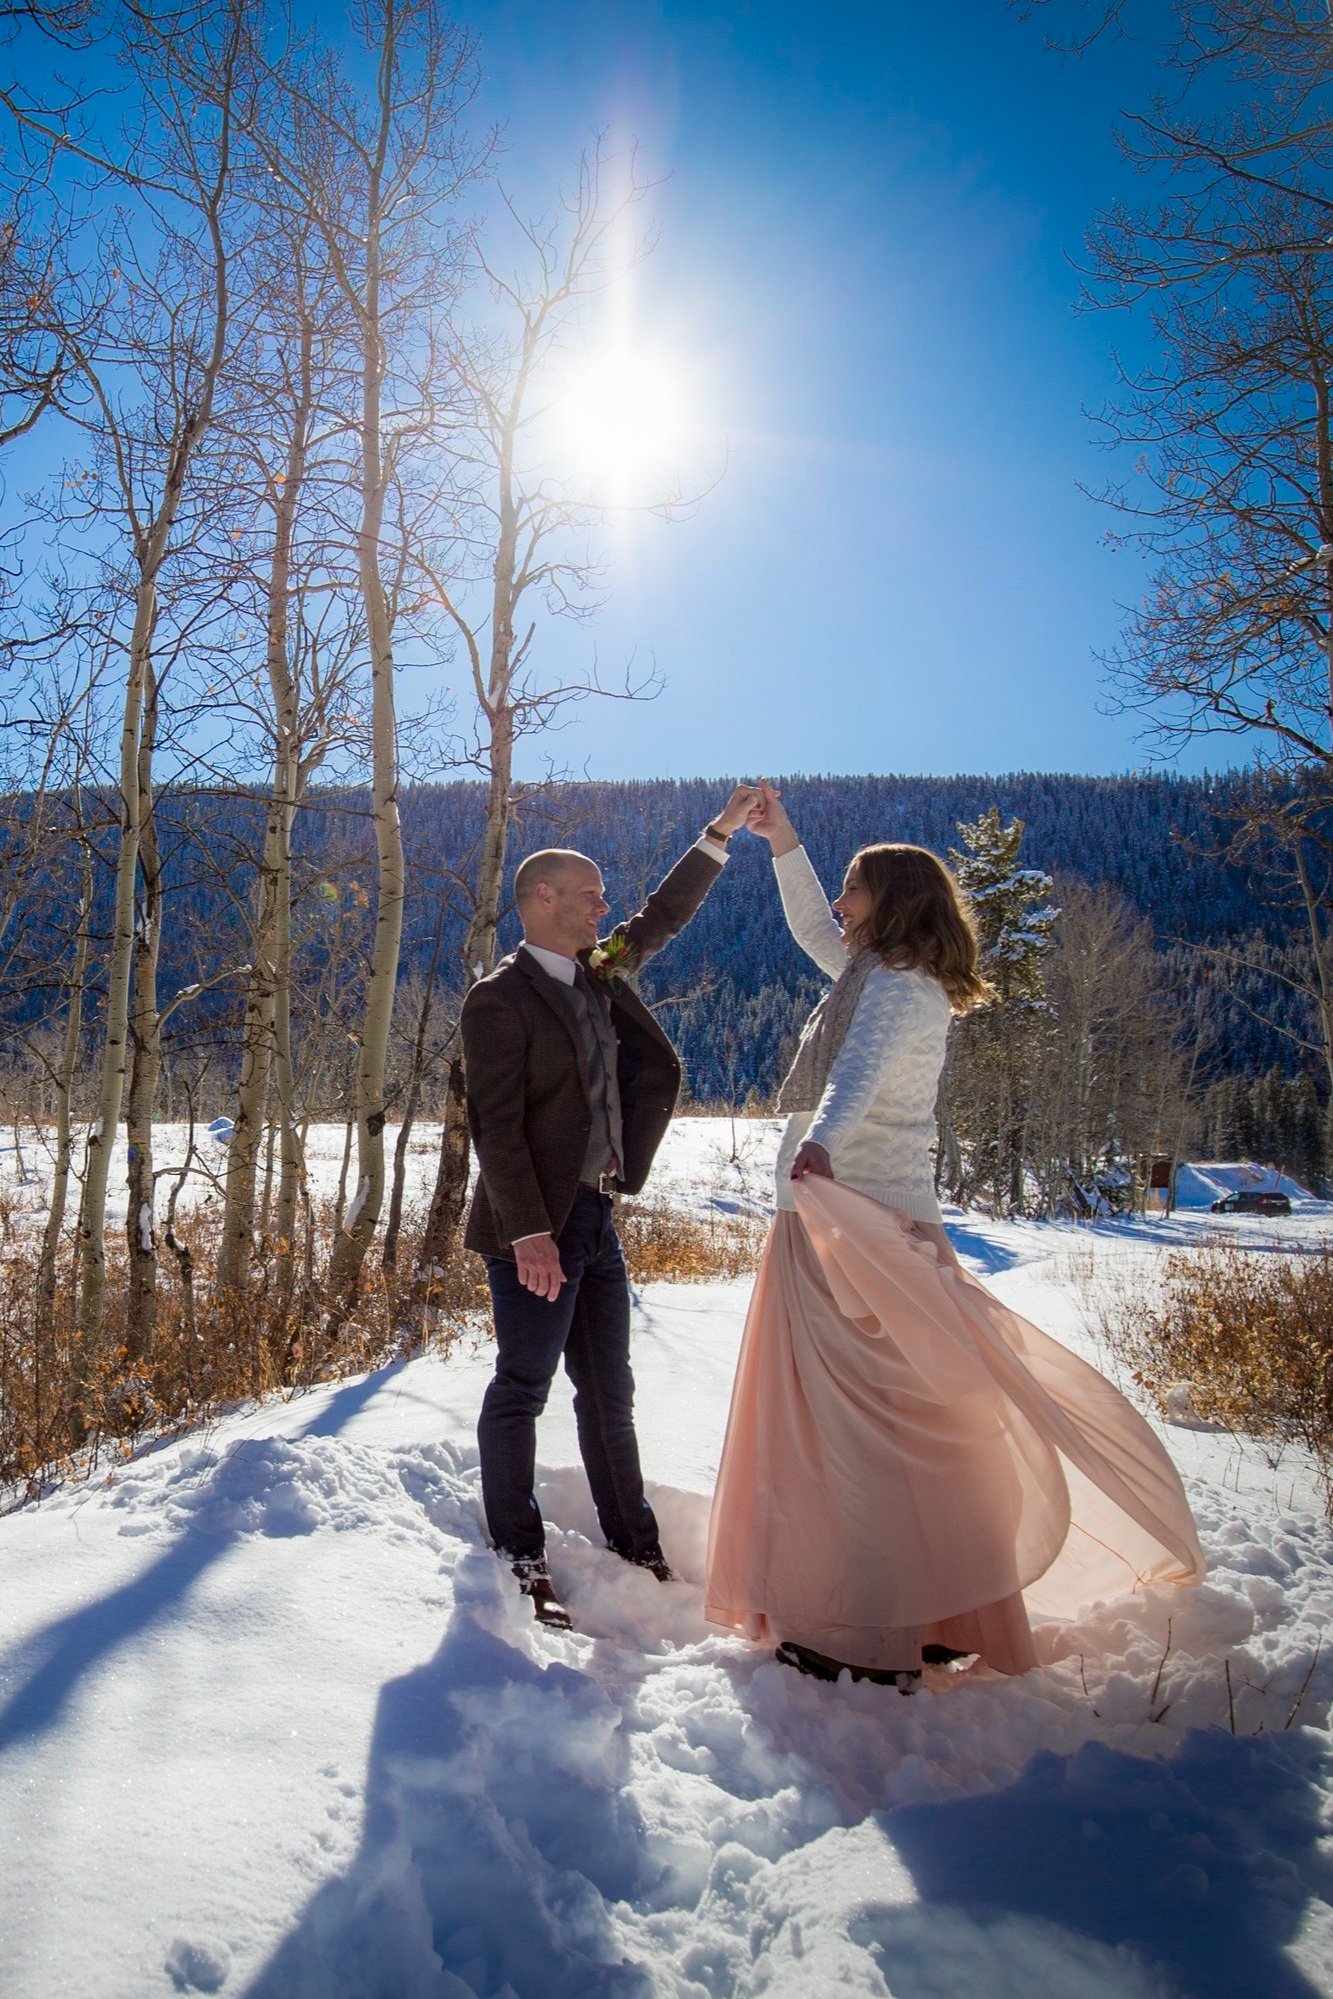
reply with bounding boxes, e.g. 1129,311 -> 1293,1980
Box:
547,345 -> 699,505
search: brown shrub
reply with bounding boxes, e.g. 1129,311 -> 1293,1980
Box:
0,1191 -> 761,1504
614,1197 -> 767,1284
1097,1241 -> 1333,1509
0,1199 -> 490,1503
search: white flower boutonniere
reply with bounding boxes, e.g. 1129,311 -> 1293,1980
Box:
588,933 -> 631,984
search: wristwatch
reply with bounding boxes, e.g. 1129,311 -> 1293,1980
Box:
704,821 -> 732,846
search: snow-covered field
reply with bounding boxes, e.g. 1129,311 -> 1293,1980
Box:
3,1118 -> 1333,1999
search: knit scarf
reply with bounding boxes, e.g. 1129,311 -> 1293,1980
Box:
776,947 -> 877,1114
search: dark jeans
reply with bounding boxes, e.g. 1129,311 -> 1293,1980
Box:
478,1186 -> 661,1563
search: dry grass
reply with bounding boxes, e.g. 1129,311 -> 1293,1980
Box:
1096,1240 -> 1333,1510
0,1199 -> 490,1503
614,1197 -> 767,1283
0,1190 -> 763,1504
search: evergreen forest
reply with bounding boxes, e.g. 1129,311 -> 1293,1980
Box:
5,767 -> 1327,1188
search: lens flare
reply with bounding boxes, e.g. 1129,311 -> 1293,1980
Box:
547,345 -> 698,504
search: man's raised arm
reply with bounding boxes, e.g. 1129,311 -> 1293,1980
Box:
611,784 -> 758,972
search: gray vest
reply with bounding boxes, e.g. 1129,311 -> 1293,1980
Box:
566,971 -> 624,1184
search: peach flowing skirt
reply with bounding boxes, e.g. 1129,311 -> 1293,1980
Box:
705,1180 -> 1204,1675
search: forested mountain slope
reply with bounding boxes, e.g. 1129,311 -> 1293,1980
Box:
398,771 -> 1309,1100
8,769 -> 1310,1106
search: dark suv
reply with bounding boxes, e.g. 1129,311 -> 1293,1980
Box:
1210,1190 -> 1292,1216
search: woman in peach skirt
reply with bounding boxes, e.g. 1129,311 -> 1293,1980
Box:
705,786 -> 1204,1689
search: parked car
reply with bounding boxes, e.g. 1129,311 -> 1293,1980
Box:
1210,1190 -> 1292,1215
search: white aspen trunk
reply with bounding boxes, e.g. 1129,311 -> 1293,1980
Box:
124,669 -> 163,1359
325,102 -> 406,1313
383,898 -> 448,1269
215,806 -> 280,1296
76,582 -> 152,1340
259,1080 -> 278,1237
217,322 -> 309,1297
37,818 -> 93,1329
272,831 -> 304,1307
75,49 -> 234,1340
334,1087 -> 356,1239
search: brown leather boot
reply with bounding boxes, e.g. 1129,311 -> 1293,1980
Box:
504,1552 -> 573,1630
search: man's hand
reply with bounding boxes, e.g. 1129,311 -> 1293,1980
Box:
790,1140 -> 834,1181
710,783 -> 761,838
514,1232 -> 566,1300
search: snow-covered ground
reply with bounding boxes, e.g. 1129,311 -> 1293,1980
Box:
3,1118 -> 1333,1999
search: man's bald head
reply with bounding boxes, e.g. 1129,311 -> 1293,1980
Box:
515,849 -> 610,957
514,849 -> 597,909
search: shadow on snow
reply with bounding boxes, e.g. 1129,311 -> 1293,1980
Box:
239,1557 -> 1333,1999
880,1730 -> 1332,1999
242,1549 -> 655,1999
0,1364 -> 403,1762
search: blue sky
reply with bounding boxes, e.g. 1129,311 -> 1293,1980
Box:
5,1 -> 1201,786
448,0 -> 1200,783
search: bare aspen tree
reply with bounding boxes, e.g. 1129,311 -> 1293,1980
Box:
381,896 -> 452,1268
1033,876 -> 1188,1212
213,218 -> 360,1304
34,781 -> 94,1328
224,0 -> 485,1313
0,657 -> 101,1327
413,146 -> 697,1307
122,651 -> 163,1353
1022,0 -> 1333,1085
53,5 -> 248,1342
1181,773 -> 1333,1099
0,189 -> 68,448
0,18 -> 87,459
0,5 -> 95,45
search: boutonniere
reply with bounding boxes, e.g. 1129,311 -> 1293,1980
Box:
588,934 -> 631,984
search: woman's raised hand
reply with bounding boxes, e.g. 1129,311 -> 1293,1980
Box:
746,781 -> 799,856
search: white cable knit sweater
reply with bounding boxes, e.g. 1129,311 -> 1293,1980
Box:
772,846 -> 952,1222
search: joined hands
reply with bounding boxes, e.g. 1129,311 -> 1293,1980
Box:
709,783 -> 762,838
744,780 -> 799,855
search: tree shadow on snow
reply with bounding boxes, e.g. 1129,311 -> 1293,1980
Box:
0,1529 -> 240,1758
879,1731 -> 1332,1999
242,1549 -> 657,1999
292,1360 -> 408,1439
942,1222 -> 1025,1275
0,1380 -> 399,1761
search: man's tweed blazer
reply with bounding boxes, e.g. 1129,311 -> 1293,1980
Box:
461,843 -> 723,1258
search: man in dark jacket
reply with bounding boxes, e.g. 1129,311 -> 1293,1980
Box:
461,787 -> 756,1625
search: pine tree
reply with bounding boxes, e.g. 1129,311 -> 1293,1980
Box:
947,807 -> 1058,1213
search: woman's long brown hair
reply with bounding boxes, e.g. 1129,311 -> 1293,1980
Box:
849,844 -> 993,1015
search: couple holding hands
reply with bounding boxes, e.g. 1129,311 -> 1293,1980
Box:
460,783 -> 1203,1687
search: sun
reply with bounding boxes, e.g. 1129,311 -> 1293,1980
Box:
546,344 -> 698,504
